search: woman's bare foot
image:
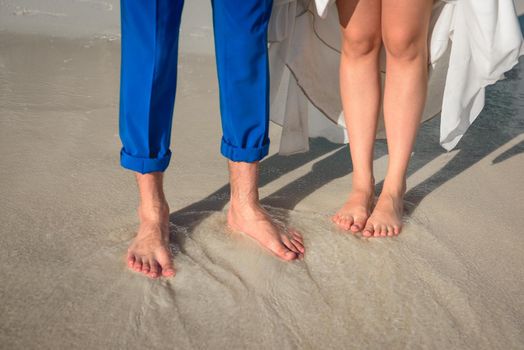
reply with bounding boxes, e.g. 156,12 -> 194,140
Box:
227,203 -> 305,261
332,176 -> 375,233
363,187 -> 404,238
127,204 -> 176,279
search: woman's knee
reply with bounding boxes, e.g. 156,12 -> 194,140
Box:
341,30 -> 382,59
383,28 -> 427,61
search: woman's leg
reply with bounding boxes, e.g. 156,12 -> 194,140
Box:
363,0 -> 432,237
332,0 -> 382,232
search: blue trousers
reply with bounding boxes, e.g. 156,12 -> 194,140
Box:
119,0 -> 273,174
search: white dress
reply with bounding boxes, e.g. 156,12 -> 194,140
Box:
268,0 -> 524,155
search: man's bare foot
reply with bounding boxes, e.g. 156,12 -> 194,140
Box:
363,189 -> 404,238
332,176 -> 375,233
127,205 -> 176,278
227,203 -> 305,261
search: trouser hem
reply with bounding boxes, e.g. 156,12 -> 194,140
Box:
220,138 -> 269,162
120,148 -> 171,174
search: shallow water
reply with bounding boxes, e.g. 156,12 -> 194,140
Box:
14,206 -> 521,349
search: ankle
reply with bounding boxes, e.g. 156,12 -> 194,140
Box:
351,173 -> 375,192
381,178 -> 406,198
228,161 -> 260,208
229,197 -> 260,214
138,201 -> 170,222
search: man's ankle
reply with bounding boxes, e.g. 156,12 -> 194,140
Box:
229,195 -> 260,212
138,202 -> 170,222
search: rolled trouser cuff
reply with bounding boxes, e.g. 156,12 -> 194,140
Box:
220,138 -> 269,162
120,148 -> 172,174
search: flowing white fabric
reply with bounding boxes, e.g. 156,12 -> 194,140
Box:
268,0 -> 524,155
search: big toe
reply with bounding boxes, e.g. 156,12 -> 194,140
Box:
362,223 -> 374,237
282,250 -> 298,261
156,249 -> 176,277
350,217 -> 367,233
272,242 -> 297,261
161,263 -> 176,277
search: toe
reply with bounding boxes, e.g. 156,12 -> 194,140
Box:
290,238 -> 305,255
156,249 -> 176,277
387,226 -> 394,236
393,225 -> 401,235
148,260 -> 160,279
161,267 -> 176,277
333,214 -> 351,230
373,225 -> 381,237
141,258 -> 150,274
127,254 -> 136,268
337,216 -> 352,230
350,217 -> 366,233
363,224 -> 374,237
282,250 -> 298,261
347,216 -> 355,230
273,243 -> 297,261
345,216 -> 355,231
133,259 -> 142,272
155,249 -> 176,277
380,225 -> 387,237
282,235 -> 299,254
291,231 -> 304,245
291,237 -> 305,253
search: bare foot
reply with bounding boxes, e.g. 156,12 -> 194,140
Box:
227,203 -> 305,261
127,205 -> 176,278
362,190 -> 404,238
332,177 -> 375,233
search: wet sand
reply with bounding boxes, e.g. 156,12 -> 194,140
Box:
1,5 -> 524,350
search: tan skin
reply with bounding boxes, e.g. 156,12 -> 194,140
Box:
127,162 -> 304,279
331,0 -> 432,237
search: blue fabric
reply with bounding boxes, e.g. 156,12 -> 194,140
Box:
119,0 -> 273,174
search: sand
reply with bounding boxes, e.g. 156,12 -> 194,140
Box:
1,2 -> 524,349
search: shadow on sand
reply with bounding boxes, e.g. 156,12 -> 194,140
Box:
169,57 -> 524,239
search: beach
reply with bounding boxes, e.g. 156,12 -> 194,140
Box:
1,1 -> 524,349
